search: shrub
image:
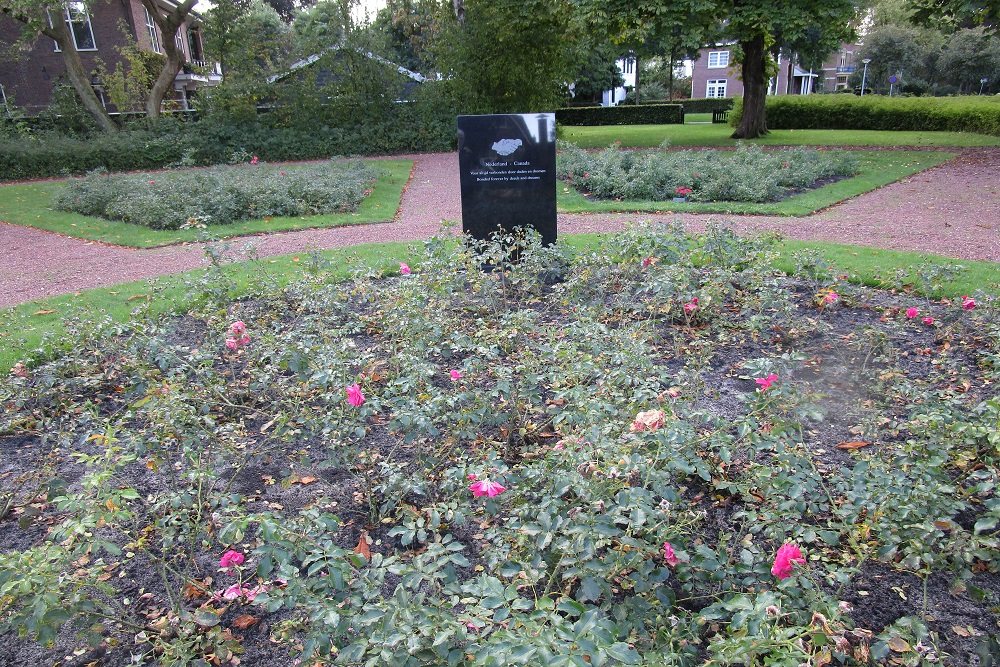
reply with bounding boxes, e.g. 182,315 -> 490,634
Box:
680,97 -> 735,114
729,94 -> 1000,135
557,143 -> 859,202
555,103 -> 683,126
52,160 -> 379,229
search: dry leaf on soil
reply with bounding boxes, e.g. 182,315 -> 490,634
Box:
232,614 -> 259,629
836,441 -> 872,450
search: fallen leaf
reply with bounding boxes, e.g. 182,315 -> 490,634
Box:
127,294 -> 148,302
354,530 -> 372,560
888,637 -> 911,653
952,625 -> 972,637
232,614 -> 259,629
292,475 -> 318,486
836,441 -> 872,450
33,309 -> 55,316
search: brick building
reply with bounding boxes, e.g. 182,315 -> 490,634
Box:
0,0 -> 221,115
690,41 -> 862,100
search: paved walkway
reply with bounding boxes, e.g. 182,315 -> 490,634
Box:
1,149 -> 998,309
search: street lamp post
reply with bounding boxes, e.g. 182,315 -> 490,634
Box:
861,59 -> 871,96
981,78 -> 989,95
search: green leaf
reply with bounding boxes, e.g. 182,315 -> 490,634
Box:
577,577 -> 603,603
193,609 -> 220,627
973,517 -> 997,534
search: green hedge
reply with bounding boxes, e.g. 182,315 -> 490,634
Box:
680,97 -> 735,114
0,107 -> 456,182
730,95 -> 1000,135
556,104 -> 683,126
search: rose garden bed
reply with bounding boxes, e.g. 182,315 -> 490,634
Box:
0,159 -> 412,248
555,146 -> 954,216
0,225 -> 998,666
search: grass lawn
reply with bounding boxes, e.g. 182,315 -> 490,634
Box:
0,159 -> 413,248
557,150 -> 953,216
2,234 -> 997,372
684,113 -> 713,123
559,123 -> 1000,148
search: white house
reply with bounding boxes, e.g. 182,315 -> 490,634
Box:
601,54 -> 637,106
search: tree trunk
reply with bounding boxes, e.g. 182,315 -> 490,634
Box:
732,35 -> 768,139
453,0 -> 465,24
146,41 -> 183,118
45,16 -> 118,131
141,0 -> 197,118
668,49 -> 675,99
633,55 -> 639,104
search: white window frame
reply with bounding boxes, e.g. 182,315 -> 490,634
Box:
706,79 -> 727,98
144,6 -> 162,54
50,2 -> 98,52
707,50 -> 730,69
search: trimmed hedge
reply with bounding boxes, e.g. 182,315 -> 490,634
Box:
556,104 -> 683,126
730,94 -> 1000,136
680,97 -> 735,114
0,107 -> 456,182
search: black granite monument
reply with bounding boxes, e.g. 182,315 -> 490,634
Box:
457,113 -> 557,246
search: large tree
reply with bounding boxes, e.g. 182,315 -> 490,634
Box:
576,0 -> 860,138
0,0 -> 116,130
435,0 -> 581,113
137,0 -> 198,118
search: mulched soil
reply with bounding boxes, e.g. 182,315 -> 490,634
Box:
0,148 -> 998,309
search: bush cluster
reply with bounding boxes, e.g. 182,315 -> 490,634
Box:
730,94 -> 1000,135
52,160 -> 378,229
555,103 -> 683,126
557,143 -> 859,202
1,226 -> 997,665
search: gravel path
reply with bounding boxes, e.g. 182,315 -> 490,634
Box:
1,148 -> 998,309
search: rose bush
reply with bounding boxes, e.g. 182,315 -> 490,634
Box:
0,224 -> 996,666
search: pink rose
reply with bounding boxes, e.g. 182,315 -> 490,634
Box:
450,369 -> 463,381
470,479 -> 506,498
824,291 -> 839,304
922,316 -> 935,326
222,583 -> 244,600
961,296 -> 976,311
641,256 -> 655,268
399,262 -> 411,276
631,409 -> 666,432
683,297 -> 698,314
467,473 -> 477,480
346,383 -> 365,407
225,338 -> 239,351
238,333 -> 250,346
771,543 -> 805,580
755,373 -> 778,391
219,550 -> 245,570
663,542 -> 679,567
905,307 -> 919,319
250,155 -> 259,165
230,321 -> 247,336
